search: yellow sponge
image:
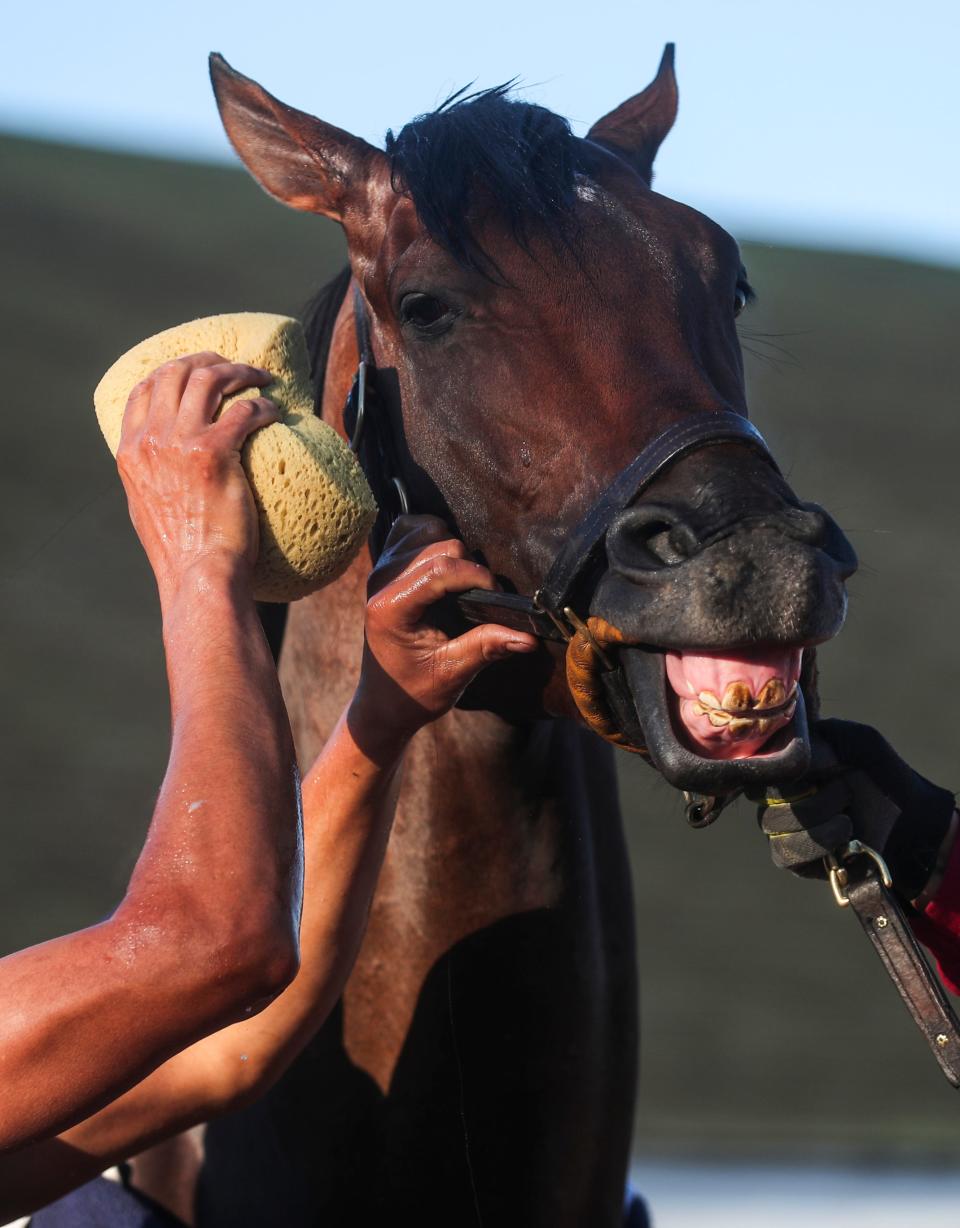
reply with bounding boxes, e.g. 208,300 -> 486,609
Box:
94,313 -> 376,602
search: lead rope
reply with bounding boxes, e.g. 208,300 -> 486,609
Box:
821,841 -> 960,1086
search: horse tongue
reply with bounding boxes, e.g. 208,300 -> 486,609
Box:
664,648 -> 803,761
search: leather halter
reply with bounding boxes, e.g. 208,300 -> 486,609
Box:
340,287 -> 960,1087
342,286 -> 779,639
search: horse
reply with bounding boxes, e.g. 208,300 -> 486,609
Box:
133,46 -> 857,1228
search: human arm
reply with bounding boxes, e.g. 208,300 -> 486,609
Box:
0,356 -> 302,1164
0,516 -> 537,1219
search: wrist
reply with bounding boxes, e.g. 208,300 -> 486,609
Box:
914,810 -> 960,910
157,552 -> 255,613
346,689 -> 419,767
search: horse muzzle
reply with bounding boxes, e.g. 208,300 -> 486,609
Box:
569,508 -> 856,798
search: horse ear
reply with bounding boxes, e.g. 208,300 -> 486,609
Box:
209,53 -> 384,222
587,44 -> 678,184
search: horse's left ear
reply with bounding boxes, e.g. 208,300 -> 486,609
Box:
587,44 -> 678,184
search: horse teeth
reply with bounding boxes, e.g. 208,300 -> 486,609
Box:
698,690 -> 721,708
728,717 -> 757,734
722,681 -> 752,711
690,702 -> 706,717
707,710 -> 732,727
757,678 -> 786,708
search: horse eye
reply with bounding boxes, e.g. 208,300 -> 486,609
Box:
733,287 -> 748,317
399,292 -> 454,333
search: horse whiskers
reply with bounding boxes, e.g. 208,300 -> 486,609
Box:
737,328 -> 802,365
740,342 -> 789,373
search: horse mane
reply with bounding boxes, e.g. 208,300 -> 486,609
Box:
385,85 -> 591,275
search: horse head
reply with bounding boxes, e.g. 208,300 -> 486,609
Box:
210,47 -> 857,804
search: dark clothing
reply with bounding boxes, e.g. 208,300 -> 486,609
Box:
32,1174 -> 648,1227
30,1171 -> 186,1228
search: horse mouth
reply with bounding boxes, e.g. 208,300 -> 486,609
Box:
618,645 -> 811,793
663,647 -> 802,760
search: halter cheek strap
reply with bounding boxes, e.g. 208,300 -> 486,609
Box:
343,289 -> 411,559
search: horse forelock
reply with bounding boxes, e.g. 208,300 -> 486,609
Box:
384,85 -> 599,276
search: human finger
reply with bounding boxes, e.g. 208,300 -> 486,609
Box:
379,514 -> 452,558
119,378 -> 154,447
175,361 -> 275,433
211,397 -> 282,450
139,353 -> 225,435
370,536 -> 469,595
431,623 -> 538,695
373,554 -> 498,628
758,779 -> 854,873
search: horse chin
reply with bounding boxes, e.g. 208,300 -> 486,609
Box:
620,647 -> 812,794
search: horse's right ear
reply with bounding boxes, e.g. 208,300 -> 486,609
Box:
209,53 -> 384,223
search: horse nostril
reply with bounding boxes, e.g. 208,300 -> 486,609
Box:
784,505 -> 829,545
644,523 -> 697,565
607,504 -> 697,570
793,502 -> 858,576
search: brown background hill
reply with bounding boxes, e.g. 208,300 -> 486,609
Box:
2,132 -> 959,1162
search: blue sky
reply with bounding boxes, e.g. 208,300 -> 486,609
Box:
3,0 -> 958,266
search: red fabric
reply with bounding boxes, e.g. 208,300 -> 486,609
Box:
910,834 -> 960,995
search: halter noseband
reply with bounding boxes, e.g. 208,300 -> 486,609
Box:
342,286 -> 779,640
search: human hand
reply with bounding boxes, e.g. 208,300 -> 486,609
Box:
116,353 -> 279,601
750,719 -> 957,902
350,515 -> 538,754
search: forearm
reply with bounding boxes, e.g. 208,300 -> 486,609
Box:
124,558 -> 302,958
0,561 -> 301,1156
158,698 -> 406,1099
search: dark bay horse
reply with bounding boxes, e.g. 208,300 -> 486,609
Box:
138,47 -> 856,1227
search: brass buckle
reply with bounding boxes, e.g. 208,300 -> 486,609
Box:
530,595 -> 616,670
532,590 -> 574,642
825,839 -> 894,909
